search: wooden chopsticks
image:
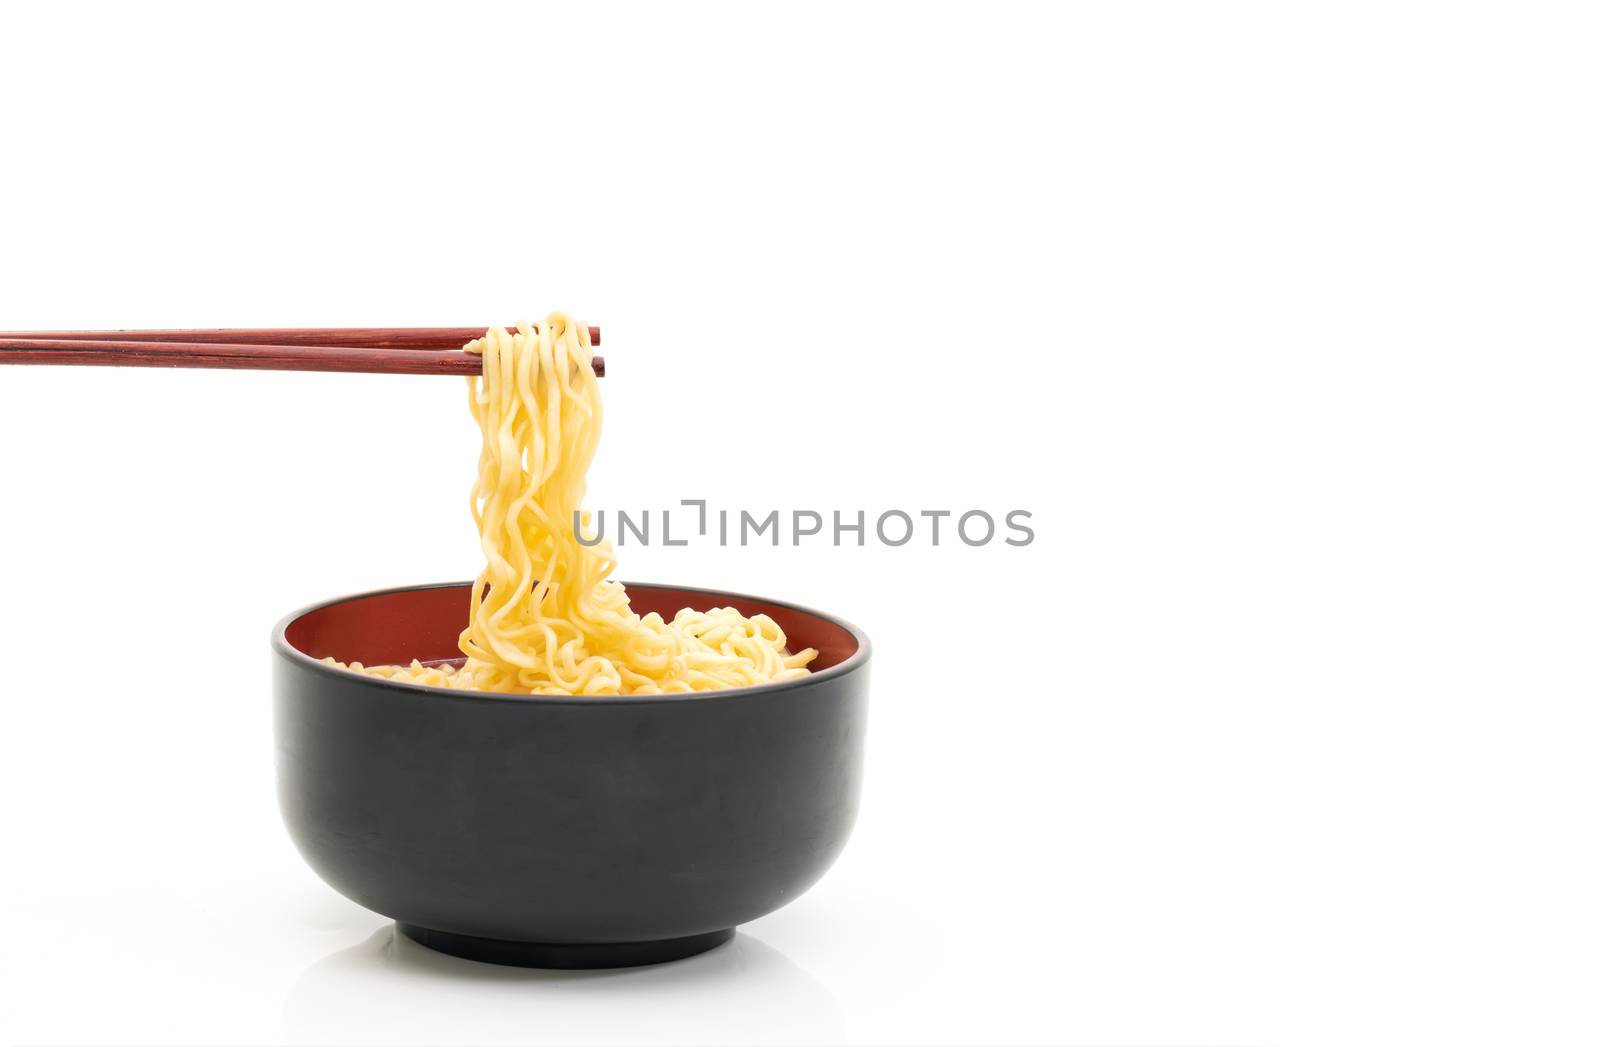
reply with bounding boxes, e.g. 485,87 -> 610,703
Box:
2,326 -> 601,348
0,326 -> 606,377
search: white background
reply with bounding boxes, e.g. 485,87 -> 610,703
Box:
1,2 -> 1597,1045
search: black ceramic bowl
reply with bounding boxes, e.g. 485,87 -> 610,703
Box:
272,582 -> 869,969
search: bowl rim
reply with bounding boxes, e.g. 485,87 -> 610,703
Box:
272,580 -> 871,706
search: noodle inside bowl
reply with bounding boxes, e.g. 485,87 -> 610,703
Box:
272,581 -> 869,969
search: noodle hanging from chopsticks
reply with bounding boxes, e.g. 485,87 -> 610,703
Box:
328,314 -> 816,695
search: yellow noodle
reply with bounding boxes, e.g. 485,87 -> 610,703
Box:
327,314 -> 816,695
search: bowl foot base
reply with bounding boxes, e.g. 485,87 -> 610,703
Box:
397,923 -> 736,969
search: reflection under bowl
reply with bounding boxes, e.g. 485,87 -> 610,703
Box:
271,582 -> 869,969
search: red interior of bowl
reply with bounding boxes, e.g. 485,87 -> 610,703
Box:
282,583 -> 861,675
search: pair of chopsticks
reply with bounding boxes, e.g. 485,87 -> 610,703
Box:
0,326 -> 606,377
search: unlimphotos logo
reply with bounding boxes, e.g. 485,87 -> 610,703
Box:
575,500 -> 1034,548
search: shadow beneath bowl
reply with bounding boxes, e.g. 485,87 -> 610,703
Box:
282,923 -> 844,1044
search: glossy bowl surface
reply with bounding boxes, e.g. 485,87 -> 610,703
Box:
272,581 -> 869,968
